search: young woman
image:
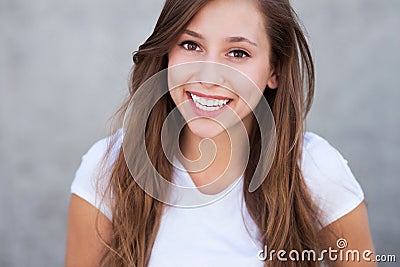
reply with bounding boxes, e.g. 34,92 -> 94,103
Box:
65,0 -> 376,266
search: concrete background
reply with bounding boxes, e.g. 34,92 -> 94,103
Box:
1,0 -> 399,266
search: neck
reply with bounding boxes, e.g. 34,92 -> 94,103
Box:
178,115 -> 253,193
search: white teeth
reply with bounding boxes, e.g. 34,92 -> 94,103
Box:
199,98 -> 207,106
190,93 -> 230,112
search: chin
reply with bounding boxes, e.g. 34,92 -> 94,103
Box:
187,119 -> 226,139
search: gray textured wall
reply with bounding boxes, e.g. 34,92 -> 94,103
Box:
1,0 -> 399,266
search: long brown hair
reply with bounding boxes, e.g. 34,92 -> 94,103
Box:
98,0 -> 323,266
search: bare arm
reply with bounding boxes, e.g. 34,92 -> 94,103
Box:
65,194 -> 112,267
319,201 -> 377,267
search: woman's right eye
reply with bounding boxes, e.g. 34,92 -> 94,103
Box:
179,41 -> 201,51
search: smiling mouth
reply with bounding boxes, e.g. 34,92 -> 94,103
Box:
188,92 -> 232,112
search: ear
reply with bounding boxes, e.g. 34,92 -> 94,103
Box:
267,69 -> 279,89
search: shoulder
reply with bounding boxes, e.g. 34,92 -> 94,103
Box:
301,132 -> 365,229
70,129 -> 123,221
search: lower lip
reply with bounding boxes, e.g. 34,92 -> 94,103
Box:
186,92 -> 231,118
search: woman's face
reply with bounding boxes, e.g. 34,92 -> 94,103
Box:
168,0 -> 278,138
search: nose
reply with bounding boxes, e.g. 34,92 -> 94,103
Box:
197,61 -> 225,88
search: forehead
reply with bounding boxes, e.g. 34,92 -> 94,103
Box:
186,0 -> 267,41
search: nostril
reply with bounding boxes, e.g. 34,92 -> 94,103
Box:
199,81 -> 220,88
198,63 -> 225,85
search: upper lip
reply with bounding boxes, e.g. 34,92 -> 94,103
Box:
188,91 -> 233,100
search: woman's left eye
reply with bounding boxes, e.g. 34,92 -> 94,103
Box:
228,50 -> 250,59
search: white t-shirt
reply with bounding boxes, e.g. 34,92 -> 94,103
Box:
70,130 -> 364,267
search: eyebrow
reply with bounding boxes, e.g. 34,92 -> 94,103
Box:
183,29 -> 258,47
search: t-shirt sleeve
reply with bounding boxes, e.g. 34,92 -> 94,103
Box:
70,130 -> 123,221
302,132 -> 365,229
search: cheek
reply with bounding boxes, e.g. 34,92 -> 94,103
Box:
168,50 -> 177,67
168,59 -> 184,106
168,47 -> 188,67
167,49 -> 197,92
228,61 -> 269,110
168,83 -> 188,108
167,49 -> 187,103
169,87 -> 180,103
239,56 -> 271,93
251,62 -> 270,94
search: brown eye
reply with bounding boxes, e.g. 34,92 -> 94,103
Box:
180,41 -> 201,51
228,50 -> 249,58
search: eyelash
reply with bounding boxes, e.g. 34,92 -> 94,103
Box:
179,41 -> 201,52
178,40 -> 250,59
